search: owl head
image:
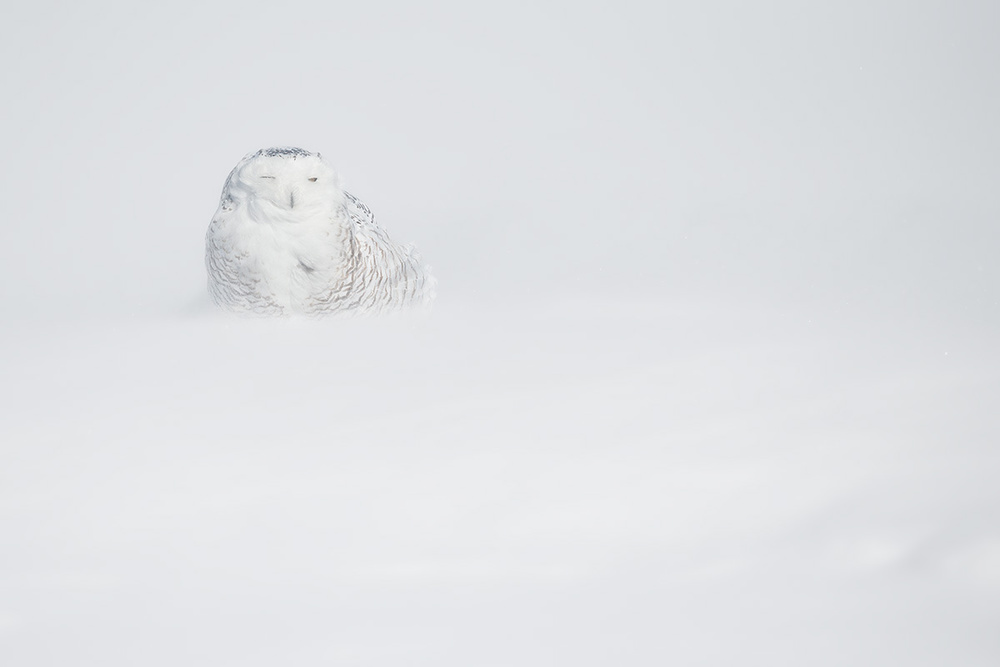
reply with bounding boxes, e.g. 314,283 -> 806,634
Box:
221,147 -> 344,220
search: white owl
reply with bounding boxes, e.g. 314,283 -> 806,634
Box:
205,147 -> 435,316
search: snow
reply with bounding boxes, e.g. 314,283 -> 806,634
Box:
2,298 -> 998,665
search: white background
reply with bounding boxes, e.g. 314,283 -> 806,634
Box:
1,1 -> 998,664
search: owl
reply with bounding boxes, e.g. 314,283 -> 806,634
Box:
205,147 -> 435,316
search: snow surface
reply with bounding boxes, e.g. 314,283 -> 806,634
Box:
2,299 -> 998,665
1,1 -> 999,665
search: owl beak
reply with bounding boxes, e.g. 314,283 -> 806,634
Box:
289,191 -> 296,209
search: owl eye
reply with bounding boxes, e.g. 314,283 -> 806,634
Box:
308,177 -> 318,182
260,175 -> 276,179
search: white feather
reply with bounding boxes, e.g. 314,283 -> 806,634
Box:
205,147 -> 435,316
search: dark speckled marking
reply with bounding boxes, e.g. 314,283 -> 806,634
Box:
259,147 -> 314,159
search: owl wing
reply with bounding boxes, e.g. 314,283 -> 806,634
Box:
337,191 -> 435,313
343,191 -> 380,234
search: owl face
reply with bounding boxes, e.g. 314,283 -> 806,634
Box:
225,147 -> 343,220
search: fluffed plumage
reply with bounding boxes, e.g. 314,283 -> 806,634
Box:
205,147 -> 435,316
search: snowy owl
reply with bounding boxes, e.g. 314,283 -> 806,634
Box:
205,147 -> 435,316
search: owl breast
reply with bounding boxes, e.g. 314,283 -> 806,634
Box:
206,208 -> 349,316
